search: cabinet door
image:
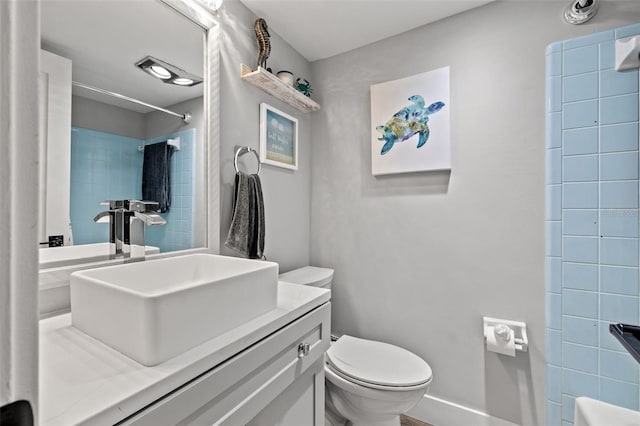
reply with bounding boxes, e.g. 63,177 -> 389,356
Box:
119,303 -> 330,426
247,358 -> 325,426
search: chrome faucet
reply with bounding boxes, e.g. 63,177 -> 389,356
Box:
93,199 -> 166,262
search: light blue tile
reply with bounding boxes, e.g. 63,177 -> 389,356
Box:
548,76 -> 562,113
600,321 -> 627,352
600,181 -> 639,209
600,123 -> 639,153
564,100 -> 598,129
599,210 -> 639,238
600,378 -> 639,410
600,152 -> 639,181
563,289 -> 598,319
563,210 -> 598,236
601,265 -> 639,296
564,127 -> 598,155
562,421 -> 572,426
563,369 -> 599,398
548,257 -> 562,293
564,73 -> 598,102
563,342 -> 599,375
547,148 -> 562,184
564,45 -> 599,76
563,262 -> 598,291
548,366 -> 563,403
562,395 -> 576,423
548,113 -> 562,149
564,30 -> 614,50
547,41 -> 563,54
547,51 -> 562,77
616,23 -> 640,39
547,185 -> 562,221
601,68 -> 639,98
548,328 -> 563,366
548,401 -> 562,426
564,236 -> 598,263
564,155 -> 598,182
564,316 -> 598,346
601,293 -> 639,324
601,94 -> 639,125
600,238 -> 639,267
601,349 -> 639,383
548,222 -> 562,257
548,292 -> 562,329
600,40 -> 616,70
564,183 -> 598,209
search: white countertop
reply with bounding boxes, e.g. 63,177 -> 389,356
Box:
40,282 -> 331,426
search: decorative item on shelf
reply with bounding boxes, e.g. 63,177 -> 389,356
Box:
254,18 -> 271,72
259,103 -> 298,170
277,70 -> 294,86
295,78 -> 312,97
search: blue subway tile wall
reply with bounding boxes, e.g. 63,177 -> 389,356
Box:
70,127 -> 196,254
546,24 -> 640,425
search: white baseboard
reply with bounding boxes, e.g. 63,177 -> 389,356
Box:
407,394 -> 520,426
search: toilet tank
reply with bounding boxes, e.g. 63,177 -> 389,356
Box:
279,266 -> 334,289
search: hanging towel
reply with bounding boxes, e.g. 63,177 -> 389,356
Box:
225,171 -> 265,259
142,141 -> 173,213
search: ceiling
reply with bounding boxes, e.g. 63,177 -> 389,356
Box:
237,0 -> 496,62
41,0 -> 204,114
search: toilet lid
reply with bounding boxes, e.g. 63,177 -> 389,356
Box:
326,335 -> 432,388
279,266 -> 334,288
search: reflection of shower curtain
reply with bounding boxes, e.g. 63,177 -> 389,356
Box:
142,141 -> 173,213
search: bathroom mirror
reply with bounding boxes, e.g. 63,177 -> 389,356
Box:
39,0 -> 219,268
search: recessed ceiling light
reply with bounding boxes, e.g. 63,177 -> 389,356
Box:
149,65 -> 171,79
172,77 -> 194,86
134,56 -> 203,87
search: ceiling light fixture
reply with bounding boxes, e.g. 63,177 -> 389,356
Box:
135,56 -> 203,87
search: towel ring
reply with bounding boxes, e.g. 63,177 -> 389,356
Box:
234,146 -> 261,174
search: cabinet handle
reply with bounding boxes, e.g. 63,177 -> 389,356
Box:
298,342 -> 310,358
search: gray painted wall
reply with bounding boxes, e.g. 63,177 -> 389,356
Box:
219,1 -> 312,271
309,2 -> 640,424
72,95 -> 145,139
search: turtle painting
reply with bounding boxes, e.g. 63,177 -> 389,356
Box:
375,95 -> 445,155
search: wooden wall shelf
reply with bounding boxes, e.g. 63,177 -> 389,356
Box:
240,64 -> 320,113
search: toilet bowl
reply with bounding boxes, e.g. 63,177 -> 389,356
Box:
279,267 -> 433,426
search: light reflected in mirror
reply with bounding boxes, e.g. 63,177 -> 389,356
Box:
39,0 -> 206,268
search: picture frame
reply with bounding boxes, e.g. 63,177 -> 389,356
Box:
259,103 -> 298,170
370,66 -> 450,176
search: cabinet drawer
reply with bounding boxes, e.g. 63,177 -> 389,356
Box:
119,302 -> 331,426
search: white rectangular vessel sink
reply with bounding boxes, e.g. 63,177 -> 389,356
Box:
70,254 -> 278,366
575,397 -> 640,426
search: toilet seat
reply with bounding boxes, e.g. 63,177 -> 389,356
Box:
326,335 -> 432,391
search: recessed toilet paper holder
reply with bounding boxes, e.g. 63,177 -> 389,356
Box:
483,317 -> 528,353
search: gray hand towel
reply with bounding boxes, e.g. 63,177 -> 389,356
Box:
225,172 -> 265,259
142,141 -> 173,213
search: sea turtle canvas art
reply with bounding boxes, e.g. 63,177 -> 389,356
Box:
370,66 -> 451,176
375,95 -> 445,155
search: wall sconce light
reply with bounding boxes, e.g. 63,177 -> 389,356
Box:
135,56 -> 203,87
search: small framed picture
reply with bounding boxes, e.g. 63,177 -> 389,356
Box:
259,103 -> 298,170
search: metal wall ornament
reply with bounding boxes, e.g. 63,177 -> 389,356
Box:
295,78 -> 312,97
254,18 -> 271,72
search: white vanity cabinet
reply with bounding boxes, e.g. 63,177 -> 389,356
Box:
121,302 -> 330,425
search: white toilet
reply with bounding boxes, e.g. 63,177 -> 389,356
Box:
279,267 -> 433,426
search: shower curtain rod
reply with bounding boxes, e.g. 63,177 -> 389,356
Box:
72,81 -> 192,124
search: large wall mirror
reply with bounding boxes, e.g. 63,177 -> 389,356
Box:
39,0 -> 218,269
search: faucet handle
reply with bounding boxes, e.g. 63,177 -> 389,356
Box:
128,200 -> 160,213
